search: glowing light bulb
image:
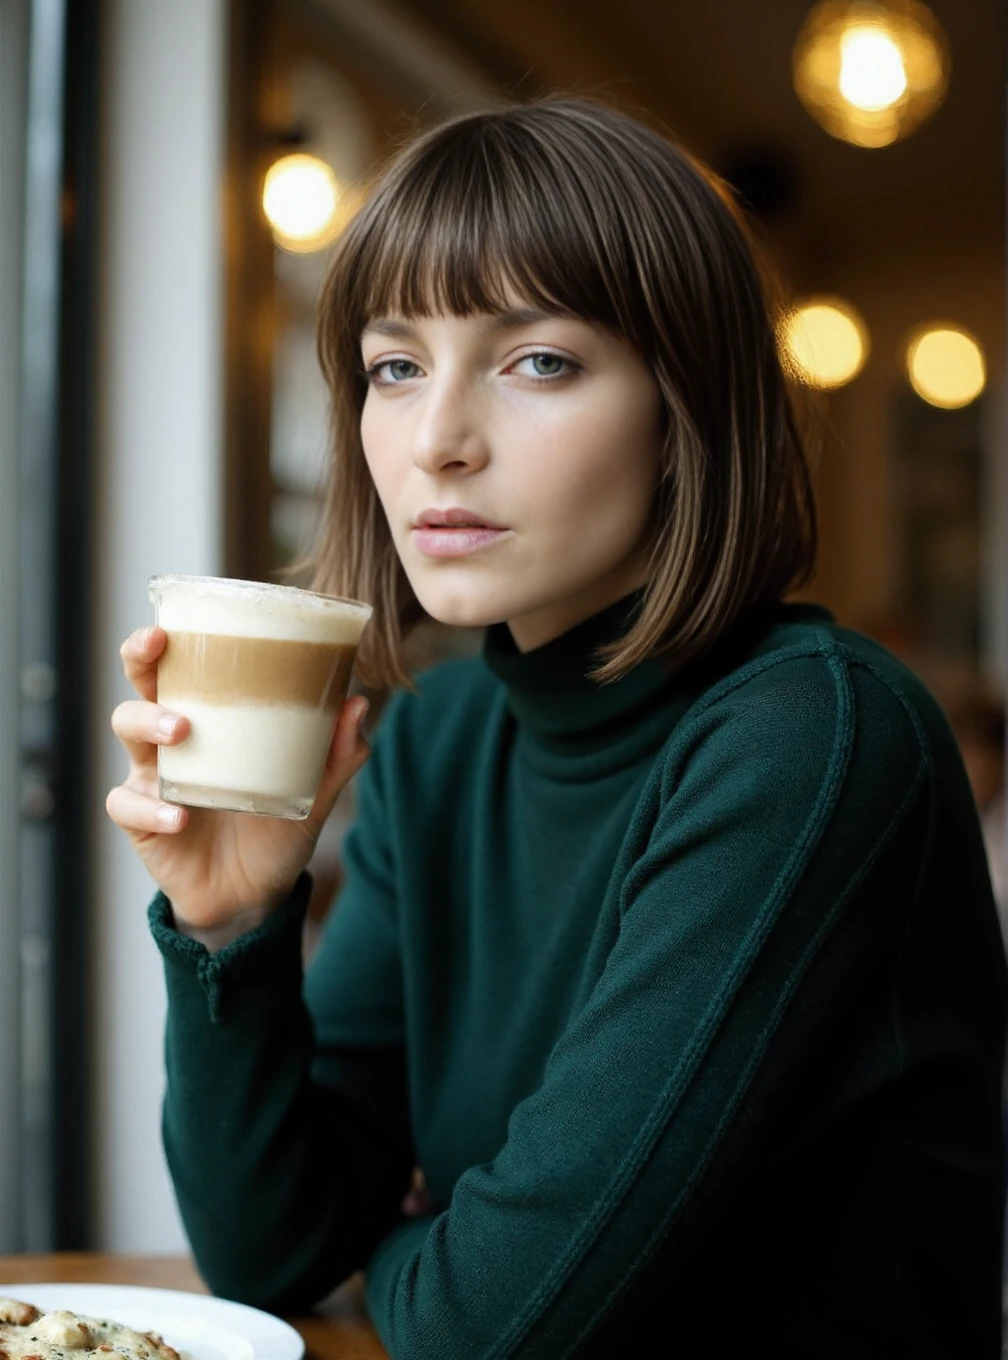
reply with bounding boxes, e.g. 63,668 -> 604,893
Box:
262,154 -> 340,252
782,297 -> 869,389
838,23 -> 907,111
793,0 -> 949,148
906,326 -> 986,409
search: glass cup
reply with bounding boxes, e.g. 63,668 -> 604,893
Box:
147,574 -> 373,819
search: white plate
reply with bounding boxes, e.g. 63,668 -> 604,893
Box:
0,1283 -> 304,1360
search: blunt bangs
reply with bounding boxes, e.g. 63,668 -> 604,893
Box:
339,114 -> 638,341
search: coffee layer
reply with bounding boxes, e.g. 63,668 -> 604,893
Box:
154,585 -> 371,644
158,699 -> 335,805
158,632 -> 357,709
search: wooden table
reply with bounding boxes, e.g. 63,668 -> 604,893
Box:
0,1255 -> 388,1360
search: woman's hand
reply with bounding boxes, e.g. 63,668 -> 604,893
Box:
106,625 -> 372,950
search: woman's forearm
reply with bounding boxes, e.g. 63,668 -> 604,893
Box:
150,879 -> 414,1311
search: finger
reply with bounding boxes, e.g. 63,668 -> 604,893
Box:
123,766 -> 161,801
111,698 -> 190,771
308,698 -> 371,827
119,626 -> 167,702
106,782 -> 190,835
334,695 -> 371,762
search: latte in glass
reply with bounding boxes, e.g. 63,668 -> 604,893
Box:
148,574 -> 372,819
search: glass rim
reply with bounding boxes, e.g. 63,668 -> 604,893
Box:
147,573 -> 373,618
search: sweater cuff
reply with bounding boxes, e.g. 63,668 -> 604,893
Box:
147,870 -> 313,1022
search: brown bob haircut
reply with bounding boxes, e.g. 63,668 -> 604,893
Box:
302,95 -> 818,692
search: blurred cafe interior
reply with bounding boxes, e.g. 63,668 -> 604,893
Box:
0,0 -> 1004,1256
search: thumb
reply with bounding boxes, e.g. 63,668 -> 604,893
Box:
308,697 -> 371,826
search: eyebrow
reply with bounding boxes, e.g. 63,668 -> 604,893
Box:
361,306 -> 572,340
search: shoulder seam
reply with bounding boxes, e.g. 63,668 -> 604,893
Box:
832,645 -> 935,1077
824,640 -> 933,905
672,631 -> 933,908
655,631 -> 851,803
682,634 -> 840,719
664,629 -> 928,767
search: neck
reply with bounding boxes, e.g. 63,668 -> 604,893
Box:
505,567 -> 653,654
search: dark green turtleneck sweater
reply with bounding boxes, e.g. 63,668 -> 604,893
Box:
149,591 -> 1006,1357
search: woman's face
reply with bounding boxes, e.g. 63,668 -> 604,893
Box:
359,295 -> 664,652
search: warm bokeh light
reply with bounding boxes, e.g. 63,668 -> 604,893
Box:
905,326 -> 986,409
262,153 -> 341,252
793,0 -> 949,148
838,24 -> 907,110
781,297 -> 869,389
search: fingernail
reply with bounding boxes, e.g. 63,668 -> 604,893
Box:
158,715 -> 178,737
355,699 -> 370,735
158,806 -> 180,828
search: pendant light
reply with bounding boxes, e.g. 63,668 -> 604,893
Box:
793,0 -> 950,148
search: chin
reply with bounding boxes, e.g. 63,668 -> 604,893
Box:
409,578 -> 511,631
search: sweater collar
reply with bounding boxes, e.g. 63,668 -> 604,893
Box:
482,587 -> 835,752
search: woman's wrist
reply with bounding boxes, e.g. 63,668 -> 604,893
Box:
169,893 -> 291,953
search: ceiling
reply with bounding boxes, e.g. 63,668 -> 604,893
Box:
392,0 -> 1004,273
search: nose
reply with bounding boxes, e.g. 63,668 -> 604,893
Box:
411,370 -> 489,475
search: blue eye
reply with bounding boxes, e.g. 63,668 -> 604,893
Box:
367,358 -> 420,384
531,353 -> 564,376
513,352 -> 573,379
386,359 -> 419,381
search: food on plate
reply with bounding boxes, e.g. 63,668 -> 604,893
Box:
0,1301 -> 179,1360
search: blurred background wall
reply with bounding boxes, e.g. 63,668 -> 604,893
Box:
1,0 -> 1004,1251
90,0 -> 227,1252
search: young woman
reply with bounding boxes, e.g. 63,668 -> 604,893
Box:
107,98 -> 1006,1356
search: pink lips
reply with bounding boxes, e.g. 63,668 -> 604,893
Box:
411,505 -> 510,557
412,526 -> 510,557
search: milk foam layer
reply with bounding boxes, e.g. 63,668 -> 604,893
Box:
158,699 -> 336,801
150,575 -> 371,644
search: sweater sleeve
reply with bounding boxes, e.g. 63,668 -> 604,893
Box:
363,652 -> 930,1358
153,695 -> 415,1313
